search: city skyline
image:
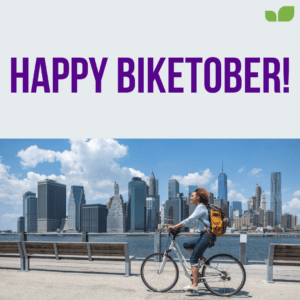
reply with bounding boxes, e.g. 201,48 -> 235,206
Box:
0,139 -> 300,231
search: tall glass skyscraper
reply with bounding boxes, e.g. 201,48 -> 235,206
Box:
271,172 -> 282,226
255,184 -> 262,210
37,179 -> 66,232
218,171 -> 228,202
168,179 -> 179,200
188,185 -> 198,198
232,201 -> 242,216
23,191 -> 37,232
128,177 -> 146,232
68,186 -> 86,232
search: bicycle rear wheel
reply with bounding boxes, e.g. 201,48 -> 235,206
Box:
201,254 -> 246,297
140,252 -> 179,292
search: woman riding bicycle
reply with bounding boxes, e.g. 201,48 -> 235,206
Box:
168,187 -> 216,291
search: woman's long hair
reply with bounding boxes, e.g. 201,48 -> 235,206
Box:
194,187 -> 210,207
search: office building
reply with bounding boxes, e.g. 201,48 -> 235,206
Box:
214,197 -> 223,208
37,179 -> 66,232
68,186 -> 86,232
146,197 -> 156,232
232,201 -> 242,217
292,215 -> 298,229
270,172 -> 282,226
281,213 -> 292,230
260,191 -> 267,211
233,210 -> 240,218
218,163 -> 228,202
128,177 -> 147,232
252,196 -> 257,212
148,172 -> 160,229
17,216 -> 25,233
209,193 -> 214,205
255,184 -> 262,211
165,199 -> 180,225
252,214 -> 259,227
81,204 -> 108,232
247,197 -> 252,210
229,205 -> 233,219
266,210 -> 275,227
107,182 -> 126,233
168,179 -> 179,200
222,201 -> 230,218
23,191 -> 37,232
258,208 -> 264,227
160,201 -> 166,224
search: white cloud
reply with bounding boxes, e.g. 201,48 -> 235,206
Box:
0,139 -> 148,207
171,169 -> 213,187
228,189 -> 247,203
293,190 -> 300,197
238,167 -> 244,173
250,168 -> 262,175
210,180 -> 218,193
2,213 -> 19,222
18,145 -> 57,168
283,198 -> 300,211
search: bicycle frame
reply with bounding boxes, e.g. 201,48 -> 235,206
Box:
160,240 -> 224,280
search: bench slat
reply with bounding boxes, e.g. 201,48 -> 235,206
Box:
0,254 -> 20,257
274,245 -> 300,250
273,262 -> 300,266
0,247 -> 20,253
274,256 -> 300,262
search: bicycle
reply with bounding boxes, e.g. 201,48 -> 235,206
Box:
140,228 -> 246,297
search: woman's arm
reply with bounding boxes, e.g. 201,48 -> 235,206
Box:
181,205 -> 206,227
168,223 -> 185,230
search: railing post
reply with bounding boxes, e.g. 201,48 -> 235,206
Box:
20,232 -> 27,242
154,231 -> 161,262
239,233 -> 247,265
81,232 -> 88,242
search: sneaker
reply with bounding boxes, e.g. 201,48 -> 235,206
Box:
183,285 -> 199,291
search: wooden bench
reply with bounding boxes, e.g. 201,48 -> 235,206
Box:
0,241 -> 25,271
22,241 -> 135,276
265,243 -> 300,283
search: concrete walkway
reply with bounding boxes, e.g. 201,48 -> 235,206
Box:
0,258 -> 300,300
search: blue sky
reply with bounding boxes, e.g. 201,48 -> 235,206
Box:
0,139 -> 300,231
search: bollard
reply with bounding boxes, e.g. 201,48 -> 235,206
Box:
19,232 -> 27,242
81,232 -> 88,242
154,231 -> 161,262
239,233 -> 247,265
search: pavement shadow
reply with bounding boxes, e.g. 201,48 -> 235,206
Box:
163,289 -> 251,298
0,266 -> 139,277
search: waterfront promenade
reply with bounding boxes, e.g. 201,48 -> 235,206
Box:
1,257 -> 300,300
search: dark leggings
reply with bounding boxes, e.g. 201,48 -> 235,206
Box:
183,232 -> 216,267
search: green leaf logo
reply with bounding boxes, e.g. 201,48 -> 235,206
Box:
265,11 -> 277,22
265,6 -> 295,22
278,6 -> 295,22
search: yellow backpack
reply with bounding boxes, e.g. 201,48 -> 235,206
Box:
207,204 -> 229,236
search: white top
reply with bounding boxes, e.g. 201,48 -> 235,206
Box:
181,203 -> 210,232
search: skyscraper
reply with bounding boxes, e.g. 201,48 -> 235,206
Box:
247,197 -> 252,210
218,163 -> 227,202
214,197 -> 223,208
260,191 -> 267,211
23,191 -> 37,232
68,186 -> 86,232
149,171 -> 156,196
148,172 -> 160,229
146,197 -> 156,232
128,177 -> 147,232
232,201 -> 242,217
81,204 -> 108,233
266,210 -> 275,227
270,172 -> 282,226
168,179 -> 179,200
107,182 -> 126,233
17,216 -> 25,233
222,201 -> 229,218
252,196 -> 257,212
255,184 -> 262,211
37,179 -> 66,232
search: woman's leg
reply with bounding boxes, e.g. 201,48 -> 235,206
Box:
189,233 -> 211,287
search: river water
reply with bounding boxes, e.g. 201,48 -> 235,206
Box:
1,234 -> 299,261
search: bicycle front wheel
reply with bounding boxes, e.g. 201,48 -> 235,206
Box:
140,252 -> 179,292
201,254 -> 246,297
